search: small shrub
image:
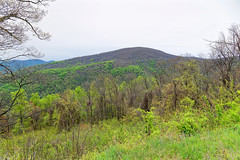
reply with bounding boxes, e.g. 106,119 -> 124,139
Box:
214,90 -> 240,126
221,101 -> 240,126
176,97 -> 208,135
138,107 -> 156,135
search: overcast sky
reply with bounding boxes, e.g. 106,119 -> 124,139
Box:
29,0 -> 240,61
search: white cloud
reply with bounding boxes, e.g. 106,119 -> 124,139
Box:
29,0 -> 240,60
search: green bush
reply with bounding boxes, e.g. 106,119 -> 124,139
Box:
138,108 -> 156,135
213,90 -> 240,126
176,97 -> 208,135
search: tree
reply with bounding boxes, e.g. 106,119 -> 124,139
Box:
0,0 -> 52,51
209,24 -> 240,86
11,88 -> 29,134
0,0 -> 53,120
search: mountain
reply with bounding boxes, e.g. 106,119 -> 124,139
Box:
71,47 -> 177,64
2,47 -> 199,95
40,47 -> 180,69
11,59 -> 53,67
3,59 -> 54,71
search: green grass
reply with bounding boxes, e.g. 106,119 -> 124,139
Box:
1,118 -> 240,160
83,124 -> 240,160
0,118 -> 145,159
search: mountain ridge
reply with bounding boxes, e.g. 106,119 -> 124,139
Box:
40,47 -> 183,69
66,47 -> 178,63
1,59 -> 53,71
1,47 -> 202,95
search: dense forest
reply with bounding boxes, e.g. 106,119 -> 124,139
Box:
1,0 -> 240,159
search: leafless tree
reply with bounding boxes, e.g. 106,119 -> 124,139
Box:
209,24 -> 240,85
0,0 -> 52,49
0,0 -> 54,121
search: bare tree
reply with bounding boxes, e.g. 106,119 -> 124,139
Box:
209,24 -> 240,85
0,0 -> 52,49
0,0 -> 54,120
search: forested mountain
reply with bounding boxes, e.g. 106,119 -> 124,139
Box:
40,47 -> 181,70
1,47 -> 202,96
24,47 -> 196,95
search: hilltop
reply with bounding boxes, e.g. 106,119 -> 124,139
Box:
40,47 -> 180,69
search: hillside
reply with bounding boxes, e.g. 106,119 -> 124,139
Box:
19,47 -> 201,95
40,47 -> 180,69
2,59 -> 53,71
1,47 -> 199,95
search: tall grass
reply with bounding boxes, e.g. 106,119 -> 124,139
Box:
1,111 -> 240,159
0,118 -> 146,159
83,124 -> 240,160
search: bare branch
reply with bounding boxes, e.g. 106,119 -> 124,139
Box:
0,0 -> 53,119
208,24 -> 240,86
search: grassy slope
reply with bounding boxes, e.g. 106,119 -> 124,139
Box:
1,118 -> 240,160
85,126 -> 240,160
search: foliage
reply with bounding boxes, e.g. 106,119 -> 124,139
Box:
171,97 -> 208,135
11,89 -> 30,134
83,124 -> 240,160
2,120 -> 240,159
138,107 -> 156,135
214,90 -> 240,126
111,65 -> 143,76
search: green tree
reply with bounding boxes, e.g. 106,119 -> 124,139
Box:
74,86 -> 88,122
11,89 -> 29,134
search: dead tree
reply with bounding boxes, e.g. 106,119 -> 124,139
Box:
209,24 -> 240,86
